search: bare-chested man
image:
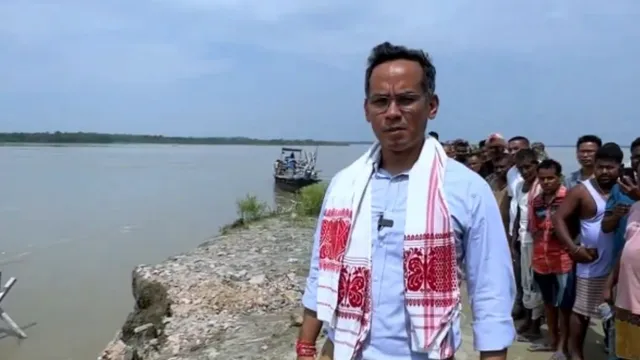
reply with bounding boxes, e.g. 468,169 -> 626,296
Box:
552,143 -> 622,360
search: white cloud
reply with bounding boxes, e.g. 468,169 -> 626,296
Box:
152,0 -> 640,57
1,0 -> 638,92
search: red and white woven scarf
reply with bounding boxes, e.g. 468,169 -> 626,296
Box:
316,137 -> 461,359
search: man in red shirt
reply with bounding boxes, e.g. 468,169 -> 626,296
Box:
529,159 -> 575,358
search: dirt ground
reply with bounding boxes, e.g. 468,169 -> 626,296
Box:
458,288 -> 608,360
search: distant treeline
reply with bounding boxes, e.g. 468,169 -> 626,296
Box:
0,132 -> 370,146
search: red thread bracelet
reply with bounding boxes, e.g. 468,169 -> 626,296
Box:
296,340 -> 317,357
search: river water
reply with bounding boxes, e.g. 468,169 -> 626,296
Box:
0,144 -> 581,360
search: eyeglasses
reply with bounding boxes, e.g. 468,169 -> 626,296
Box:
366,93 -> 425,113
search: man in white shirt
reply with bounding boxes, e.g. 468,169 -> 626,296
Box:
512,149 -> 544,341
506,136 -> 530,319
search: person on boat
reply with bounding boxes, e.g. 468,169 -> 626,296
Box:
287,152 -> 297,170
552,143 -> 623,360
529,159 -> 575,358
511,148 -> 545,341
600,137 -> 640,357
464,150 -> 484,174
297,42 -> 515,360
565,135 -> 602,189
506,135 -> 530,319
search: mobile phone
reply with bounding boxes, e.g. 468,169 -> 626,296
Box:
620,168 -> 636,183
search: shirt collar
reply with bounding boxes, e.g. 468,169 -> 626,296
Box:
372,156 -> 410,179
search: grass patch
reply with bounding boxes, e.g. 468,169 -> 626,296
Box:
220,194 -> 273,234
294,182 -> 328,217
219,184 -> 329,236
236,194 -> 269,222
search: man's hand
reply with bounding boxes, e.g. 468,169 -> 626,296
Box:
570,246 -> 595,263
612,203 -> 631,217
618,176 -> 640,201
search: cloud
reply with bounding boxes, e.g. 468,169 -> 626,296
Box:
1,0 -> 639,143
2,0 -> 637,91
150,0 -> 640,61
0,1 -> 232,92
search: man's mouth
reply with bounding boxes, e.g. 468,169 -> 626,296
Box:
385,127 -> 406,135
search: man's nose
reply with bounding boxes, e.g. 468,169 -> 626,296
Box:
384,100 -> 402,118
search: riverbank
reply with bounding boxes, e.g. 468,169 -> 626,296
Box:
0,132 -> 366,146
98,214 -> 319,360
99,212 -> 609,360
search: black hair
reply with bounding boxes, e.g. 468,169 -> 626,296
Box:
514,148 -> 537,163
631,137 -> 640,151
478,140 -> 486,148
537,159 -> 562,176
365,42 -> 436,96
576,135 -> 602,148
428,131 -> 439,140
508,136 -> 530,145
595,142 -> 624,163
466,150 -> 482,159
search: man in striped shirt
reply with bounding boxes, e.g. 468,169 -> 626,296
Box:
530,159 -> 575,357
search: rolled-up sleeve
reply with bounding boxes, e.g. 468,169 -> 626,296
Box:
464,180 -> 516,351
301,180 -> 334,311
605,187 -> 618,213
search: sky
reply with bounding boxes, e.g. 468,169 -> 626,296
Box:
1,0 -> 639,145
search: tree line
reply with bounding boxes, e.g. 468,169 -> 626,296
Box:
0,132 -> 367,146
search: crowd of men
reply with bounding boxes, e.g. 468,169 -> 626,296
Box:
296,42 -> 640,360
435,133 -> 640,360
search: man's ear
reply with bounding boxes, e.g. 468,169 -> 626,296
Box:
364,98 -> 371,123
427,94 -> 439,120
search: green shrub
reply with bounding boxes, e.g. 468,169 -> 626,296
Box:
295,182 -> 328,217
236,194 -> 268,222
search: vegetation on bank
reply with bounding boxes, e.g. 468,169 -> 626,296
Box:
0,132 -> 363,146
294,183 -> 329,217
221,182 -> 329,234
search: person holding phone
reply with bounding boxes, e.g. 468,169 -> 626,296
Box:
601,139 -> 640,356
603,199 -> 640,360
602,156 -> 640,360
